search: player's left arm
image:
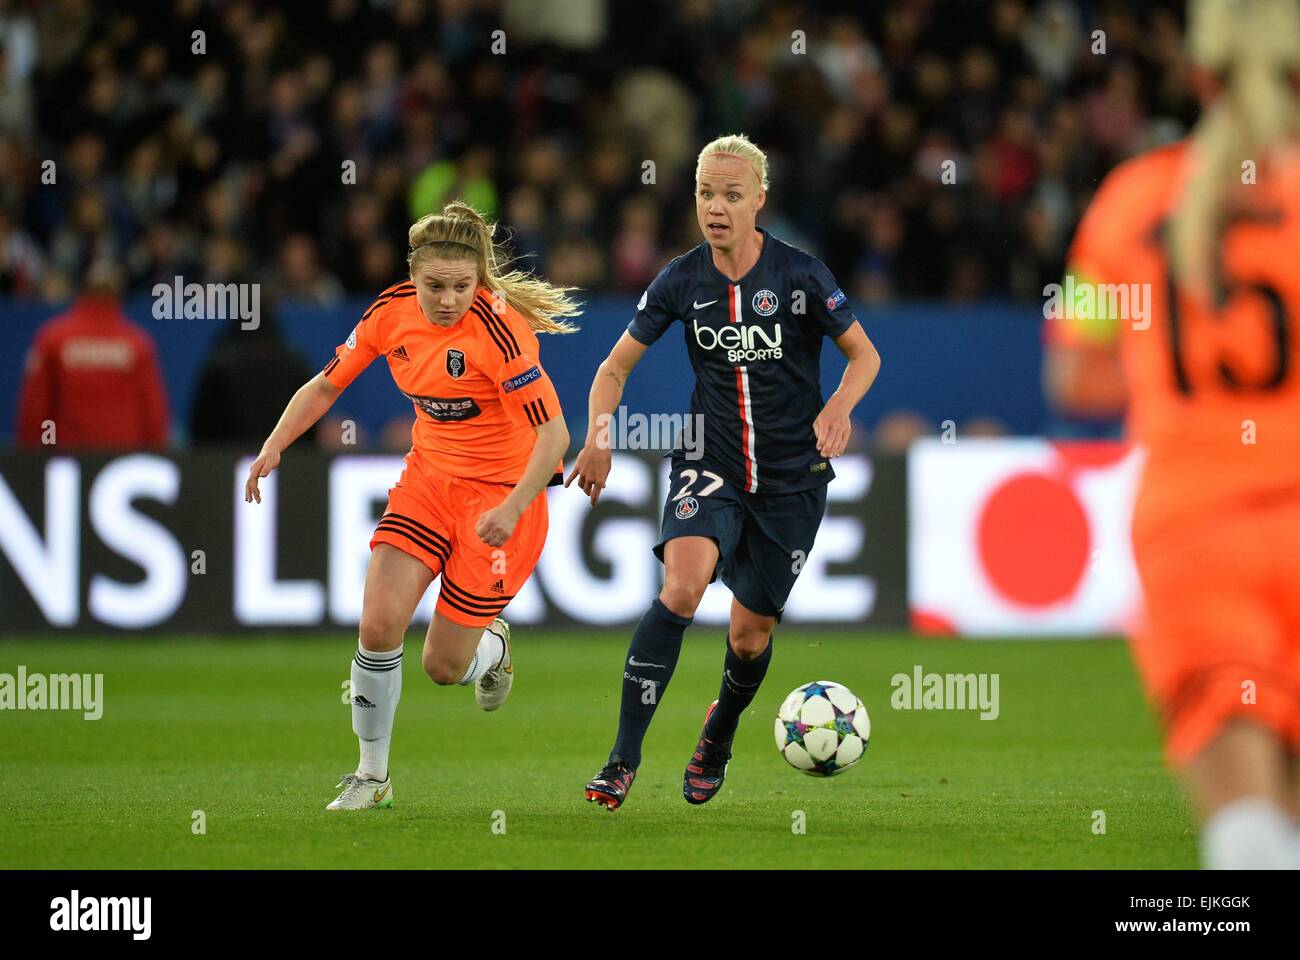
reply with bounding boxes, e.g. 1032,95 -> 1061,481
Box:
814,322 -> 881,458
477,325 -> 571,547
1042,268 -> 1128,417
476,415 -> 570,548
1043,164 -> 1136,418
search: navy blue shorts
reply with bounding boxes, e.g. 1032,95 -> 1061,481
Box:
653,459 -> 828,619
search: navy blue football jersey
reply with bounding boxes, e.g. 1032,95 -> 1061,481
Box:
627,227 -> 858,494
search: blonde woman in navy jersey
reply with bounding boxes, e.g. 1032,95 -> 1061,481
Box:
567,135 -> 881,809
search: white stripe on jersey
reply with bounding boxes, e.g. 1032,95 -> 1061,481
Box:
738,365 -> 757,492
730,283 -> 758,493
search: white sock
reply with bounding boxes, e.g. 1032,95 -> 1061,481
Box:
457,627 -> 505,686
1201,798 -> 1298,869
351,642 -> 403,780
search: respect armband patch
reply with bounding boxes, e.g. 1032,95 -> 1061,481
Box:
502,365 -> 542,393
825,288 -> 847,311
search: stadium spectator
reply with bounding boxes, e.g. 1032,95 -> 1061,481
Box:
189,309 -> 317,447
355,235 -> 402,291
611,194 -> 662,291
408,143 -> 499,222
15,259 -> 169,450
125,220 -> 199,292
874,410 -> 933,453
316,412 -> 367,452
49,190 -> 118,284
379,415 -> 415,453
0,41 -> 34,139
273,233 -> 344,305
0,1 -> 38,86
0,203 -> 44,296
501,183 -> 548,271
961,416 -> 1010,438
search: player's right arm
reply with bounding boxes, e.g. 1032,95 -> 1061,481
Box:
564,331 -> 648,505
244,372 -> 343,503
566,262 -> 679,505
246,305 -> 383,503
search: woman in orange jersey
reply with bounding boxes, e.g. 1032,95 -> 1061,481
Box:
1047,0 -> 1300,867
245,202 -> 576,810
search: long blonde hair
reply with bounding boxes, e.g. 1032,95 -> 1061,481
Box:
407,201 -> 581,334
1170,0 -> 1300,295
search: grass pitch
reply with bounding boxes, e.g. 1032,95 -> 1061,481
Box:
0,631 -> 1195,868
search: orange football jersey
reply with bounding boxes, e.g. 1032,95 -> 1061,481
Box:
323,282 -> 564,484
1062,141 -> 1300,537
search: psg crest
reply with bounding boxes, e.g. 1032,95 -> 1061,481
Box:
674,496 -> 699,520
751,289 -> 778,316
446,349 -> 466,378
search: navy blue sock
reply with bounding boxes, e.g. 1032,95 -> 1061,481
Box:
610,597 -> 691,767
704,634 -> 772,744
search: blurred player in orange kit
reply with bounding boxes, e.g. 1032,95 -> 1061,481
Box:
244,202 -> 577,811
1046,0 -> 1300,868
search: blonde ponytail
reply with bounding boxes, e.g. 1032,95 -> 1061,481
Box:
1170,0 -> 1300,296
407,201 -> 581,334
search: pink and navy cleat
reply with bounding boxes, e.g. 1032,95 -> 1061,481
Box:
683,700 -> 731,805
585,759 -> 637,811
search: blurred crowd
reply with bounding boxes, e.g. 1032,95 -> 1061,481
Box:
1,0 -> 1193,307
6,0 -> 1189,450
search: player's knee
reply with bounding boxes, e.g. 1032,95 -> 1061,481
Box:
422,652 -> 461,686
659,581 -> 706,619
730,627 -> 771,660
358,612 -> 405,653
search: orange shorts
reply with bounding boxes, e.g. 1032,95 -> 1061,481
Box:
1131,490 -> 1300,766
370,451 -> 549,627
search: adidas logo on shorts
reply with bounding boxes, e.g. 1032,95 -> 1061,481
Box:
489,579 -> 505,594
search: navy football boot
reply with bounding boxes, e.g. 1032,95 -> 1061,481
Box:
683,700 -> 731,804
585,759 -> 637,811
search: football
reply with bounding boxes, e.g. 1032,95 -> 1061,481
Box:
774,681 -> 870,776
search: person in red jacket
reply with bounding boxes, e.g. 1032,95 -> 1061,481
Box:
16,261 -> 169,450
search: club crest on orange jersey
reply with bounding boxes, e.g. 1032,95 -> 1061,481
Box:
446,349 -> 466,378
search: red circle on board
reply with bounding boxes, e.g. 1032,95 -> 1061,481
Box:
910,609 -> 957,636
1050,440 -> 1132,472
977,472 -> 1091,607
